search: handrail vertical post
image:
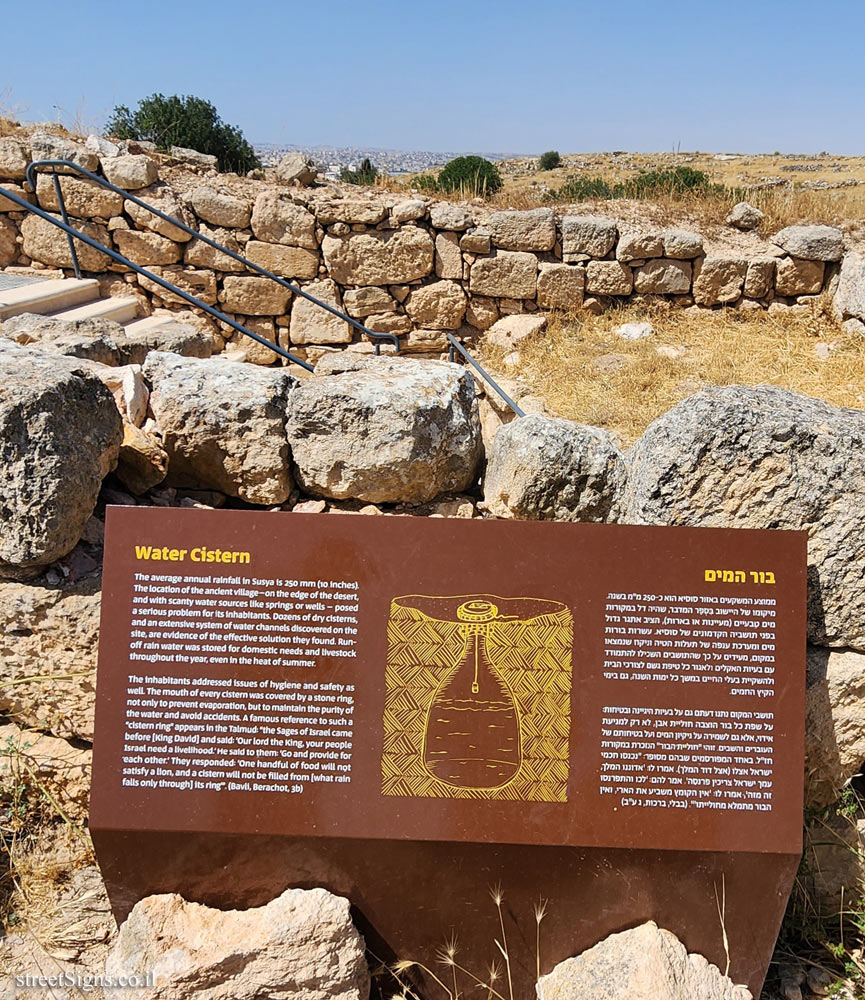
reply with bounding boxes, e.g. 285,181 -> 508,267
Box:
445,334 -> 525,417
50,168 -> 82,279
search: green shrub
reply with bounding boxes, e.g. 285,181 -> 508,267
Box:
544,175 -> 614,202
545,166 -> 728,204
538,150 -> 562,171
620,166 -> 719,198
413,173 -> 440,193
438,155 -> 502,196
105,93 -> 260,173
340,157 -> 379,186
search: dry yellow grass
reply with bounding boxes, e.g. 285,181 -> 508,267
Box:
495,151 -> 865,228
398,150 -> 865,231
482,297 -> 865,447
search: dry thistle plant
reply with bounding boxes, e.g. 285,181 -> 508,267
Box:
382,884 -> 545,1000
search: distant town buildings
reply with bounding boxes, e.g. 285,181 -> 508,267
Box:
253,144 -> 510,176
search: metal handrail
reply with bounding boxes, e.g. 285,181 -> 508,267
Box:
0,179 -> 309,371
447,334 -> 525,417
17,158 -> 402,362
3,160 -> 525,414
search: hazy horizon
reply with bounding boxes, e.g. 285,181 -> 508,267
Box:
3,0 -> 863,156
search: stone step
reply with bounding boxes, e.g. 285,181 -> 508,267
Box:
122,314 -> 178,336
51,295 -> 140,325
0,277 -> 100,320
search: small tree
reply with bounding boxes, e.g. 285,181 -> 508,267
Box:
340,157 -> 379,185
538,150 -> 562,170
104,93 -> 260,173
438,156 -> 502,197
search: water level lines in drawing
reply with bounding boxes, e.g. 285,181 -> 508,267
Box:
382,594 -> 574,802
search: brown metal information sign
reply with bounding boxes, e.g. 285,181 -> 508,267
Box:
91,507 -> 806,995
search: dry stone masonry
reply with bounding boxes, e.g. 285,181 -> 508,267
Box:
2,132 -> 865,940
0,130 -> 855,367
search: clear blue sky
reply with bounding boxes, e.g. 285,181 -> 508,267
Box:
3,0 -> 863,154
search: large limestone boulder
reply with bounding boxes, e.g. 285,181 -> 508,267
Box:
116,422 -> 169,494
773,224 -> 843,262
21,213 -> 111,271
105,887 -> 369,1000
245,240 -> 319,280
536,263 -> 584,310
429,202 -> 473,230
189,185 -> 251,228
616,229 -> 664,261
113,229 -> 183,266
142,352 -> 296,504
833,251 -> 865,322
622,386 -> 865,648
633,259 -> 691,295
391,198 -> 426,223
219,275 -> 291,315
29,131 -> 99,173
322,228 -> 434,285
806,645 -> 865,808
289,279 -> 351,344
744,258 -> 775,299
170,146 -> 218,170
485,415 -> 625,522
125,189 -> 195,241
2,313 -> 212,365
0,342 -> 122,576
692,257 -> 747,305
662,229 -> 703,259
727,202 -> 764,231
487,208 -> 556,251
185,224 -> 247,271
586,260 -> 633,295
405,280 -> 467,329
2,313 -> 129,365
469,250 -> 538,298
275,151 -> 317,186
536,921 -> 751,1000
101,154 -> 159,190
435,230 -> 462,279
485,314 -> 546,349
0,136 -> 29,180
35,173 -> 124,218
343,286 -> 397,318
118,320 -> 214,363
561,215 -> 617,257
314,196 -> 387,226
287,358 -> 482,503
775,256 -> 824,296
137,265 -> 218,306
0,574 -> 101,740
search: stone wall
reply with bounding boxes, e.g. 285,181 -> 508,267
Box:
0,129 -> 854,365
